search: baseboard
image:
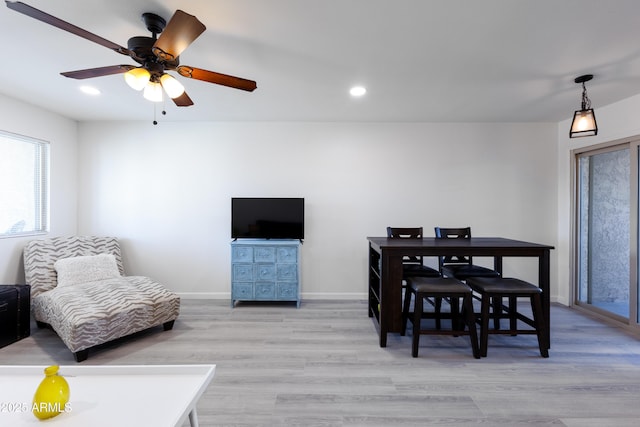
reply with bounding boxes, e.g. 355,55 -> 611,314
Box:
552,295 -> 568,306
178,292 -> 561,304
177,292 -> 368,300
176,292 -> 228,299
301,292 -> 367,300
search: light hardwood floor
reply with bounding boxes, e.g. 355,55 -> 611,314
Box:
2,299 -> 640,426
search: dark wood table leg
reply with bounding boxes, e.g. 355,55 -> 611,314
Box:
539,249 -> 551,349
492,256 -> 504,329
379,254 -> 403,347
493,256 -> 503,274
379,251 -> 390,347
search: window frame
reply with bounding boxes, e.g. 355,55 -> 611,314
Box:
0,129 -> 50,239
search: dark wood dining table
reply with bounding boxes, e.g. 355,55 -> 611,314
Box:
367,236 -> 554,349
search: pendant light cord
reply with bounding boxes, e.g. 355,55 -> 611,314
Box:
581,82 -> 592,111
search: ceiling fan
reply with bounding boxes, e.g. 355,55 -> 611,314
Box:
5,1 -> 257,108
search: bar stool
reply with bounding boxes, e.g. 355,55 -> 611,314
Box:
401,276 -> 480,358
465,276 -> 548,358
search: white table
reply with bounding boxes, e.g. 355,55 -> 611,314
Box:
0,364 -> 216,427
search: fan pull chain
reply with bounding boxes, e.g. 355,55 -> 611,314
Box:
152,100 -> 168,125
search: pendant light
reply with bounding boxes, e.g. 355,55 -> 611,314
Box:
570,74 -> 598,138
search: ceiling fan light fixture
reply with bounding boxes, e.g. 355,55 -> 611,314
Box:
143,81 -> 163,102
6,2 -> 257,114
160,73 -> 185,99
124,67 -> 151,91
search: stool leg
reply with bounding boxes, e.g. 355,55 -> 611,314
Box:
462,294 -> 480,359
480,294 -> 491,357
509,295 -> 518,336
401,286 -> 413,336
412,293 -> 423,357
492,296 -> 501,330
531,293 -> 549,358
434,297 -> 442,330
451,297 -> 462,334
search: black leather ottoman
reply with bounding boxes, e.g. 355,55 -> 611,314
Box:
0,284 -> 31,348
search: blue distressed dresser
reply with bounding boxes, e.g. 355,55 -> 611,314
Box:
231,239 -> 301,307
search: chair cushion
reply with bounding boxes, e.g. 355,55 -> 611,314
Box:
32,276 -> 180,353
466,277 -> 542,295
442,264 -> 500,279
403,264 -> 440,278
407,277 -> 472,295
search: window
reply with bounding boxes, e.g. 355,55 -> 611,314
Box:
0,130 -> 49,237
573,137 -> 640,328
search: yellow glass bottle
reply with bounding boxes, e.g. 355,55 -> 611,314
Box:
32,365 -> 70,420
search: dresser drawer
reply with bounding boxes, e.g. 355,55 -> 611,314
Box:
254,246 -> 276,262
277,282 -> 298,300
277,246 -> 297,263
255,264 -> 276,281
255,282 -> 276,299
232,264 -> 254,281
231,246 -> 253,263
232,283 -> 253,300
277,264 -> 297,281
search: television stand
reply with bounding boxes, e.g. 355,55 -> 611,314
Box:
230,239 -> 301,307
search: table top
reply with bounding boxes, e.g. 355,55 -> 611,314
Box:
0,364 -> 216,427
367,236 -> 554,250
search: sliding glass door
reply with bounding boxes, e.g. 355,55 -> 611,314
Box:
575,140 -> 639,326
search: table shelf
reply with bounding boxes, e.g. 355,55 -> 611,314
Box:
368,245 -> 381,321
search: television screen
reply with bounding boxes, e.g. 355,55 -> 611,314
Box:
231,198 -> 304,239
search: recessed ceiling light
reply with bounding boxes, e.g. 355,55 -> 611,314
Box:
350,86 -> 366,97
80,86 -> 101,96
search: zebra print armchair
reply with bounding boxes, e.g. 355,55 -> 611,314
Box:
24,236 -> 180,362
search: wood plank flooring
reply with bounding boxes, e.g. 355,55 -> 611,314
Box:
2,300 -> 640,426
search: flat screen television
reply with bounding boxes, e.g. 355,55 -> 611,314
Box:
231,197 -> 304,240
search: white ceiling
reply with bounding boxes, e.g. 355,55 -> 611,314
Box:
1,0 -> 640,123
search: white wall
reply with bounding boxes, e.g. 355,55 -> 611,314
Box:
7,87 -> 640,305
77,121 -> 558,300
557,92 -> 640,305
0,93 -> 78,283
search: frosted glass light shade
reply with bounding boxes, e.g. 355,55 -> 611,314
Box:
570,109 -> 598,138
143,81 -> 163,102
124,68 -> 151,91
160,74 -> 185,99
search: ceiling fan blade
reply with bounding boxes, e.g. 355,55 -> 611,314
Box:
5,1 -> 130,55
176,66 -> 257,92
172,91 -> 194,107
61,65 -> 134,79
152,10 -> 205,61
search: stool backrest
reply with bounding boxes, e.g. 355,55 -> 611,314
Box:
434,226 -> 474,268
387,227 -> 424,265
